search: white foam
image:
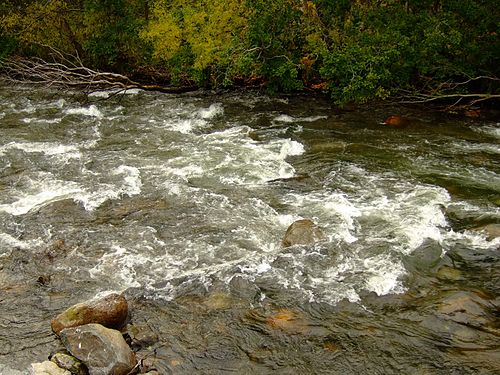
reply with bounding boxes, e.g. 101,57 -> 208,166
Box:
274,114 -> 327,123
0,233 -> 43,253
473,124 -> 500,139
274,114 -> 295,123
113,165 -> 142,196
65,105 -> 103,118
22,117 -> 62,124
159,127 -> 305,184
0,178 -> 83,216
363,255 -> 406,295
75,166 -> 143,211
89,245 -> 147,288
451,140 -> 500,154
165,118 -> 207,134
199,103 -> 224,119
81,124 -> 102,149
0,141 -> 81,159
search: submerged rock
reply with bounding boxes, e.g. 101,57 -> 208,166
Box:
51,293 -> 128,335
436,291 -> 495,327
472,223 -> 500,240
126,322 -> 158,350
282,219 -> 324,247
60,323 -> 136,375
30,361 -> 71,375
265,308 -> 309,334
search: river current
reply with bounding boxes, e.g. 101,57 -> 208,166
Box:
0,84 -> 499,374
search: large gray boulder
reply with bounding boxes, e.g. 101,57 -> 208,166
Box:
51,293 -> 128,335
282,219 -> 324,247
60,323 -> 137,375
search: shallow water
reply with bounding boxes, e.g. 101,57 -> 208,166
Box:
0,84 -> 499,374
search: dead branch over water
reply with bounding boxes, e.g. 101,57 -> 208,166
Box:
396,76 -> 500,110
0,55 -> 197,94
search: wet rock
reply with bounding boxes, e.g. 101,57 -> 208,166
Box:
44,239 -> 69,261
267,174 -> 310,184
436,266 -> 464,281
30,361 -> 71,375
403,240 -> 444,273
472,223 -> 500,240
51,293 -> 128,335
34,199 -> 92,224
311,141 -> 347,153
265,308 -> 309,334
229,275 -> 261,300
50,352 -> 88,375
126,322 -> 158,350
382,115 -> 409,127
282,219 -> 324,247
60,323 -> 137,375
436,291 -> 495,326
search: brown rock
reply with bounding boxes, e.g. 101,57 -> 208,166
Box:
60,324 -> 136,375
51,294 -> 128,335
383,115 -> 409,127
282,219 -> 324,247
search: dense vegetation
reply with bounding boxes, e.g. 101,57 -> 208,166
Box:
1,0 -> 499,105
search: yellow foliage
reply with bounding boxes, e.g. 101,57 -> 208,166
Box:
141,0 -> 249,69
1,0 -> 78,53
140,8 -> 182,61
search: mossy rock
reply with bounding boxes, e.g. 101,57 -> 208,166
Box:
51,293 -> 128,335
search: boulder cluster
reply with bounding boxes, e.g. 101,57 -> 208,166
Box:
30,293 -> 157,375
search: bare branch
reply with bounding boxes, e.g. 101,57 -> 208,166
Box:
0,56 -> 197,95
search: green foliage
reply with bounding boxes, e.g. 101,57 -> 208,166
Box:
318,0 -> 499,104
82,0 -> 148,71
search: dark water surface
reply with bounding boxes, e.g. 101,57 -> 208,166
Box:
0,84 -> 499,374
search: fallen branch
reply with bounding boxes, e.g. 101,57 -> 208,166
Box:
395,75 -> 500,110
398,93 -> 500,104
0,55 -> 197,94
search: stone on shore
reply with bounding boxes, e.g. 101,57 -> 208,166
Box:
50,352 -> 87,375
51,293 -> 128,335
59,323 -> 137,375
282,219 -> 324,247
30,361 -> 71,375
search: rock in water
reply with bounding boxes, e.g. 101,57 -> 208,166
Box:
383,115 -> 409,127
472,223 -> 500,240
30,361 -> 71,375
51,293 -> 128,335
282,219 -> 324,247
60,323 -> 137,375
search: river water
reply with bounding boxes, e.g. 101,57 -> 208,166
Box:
0,83 -> 499,374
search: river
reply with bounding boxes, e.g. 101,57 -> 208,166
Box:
0,83 -> 499,374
